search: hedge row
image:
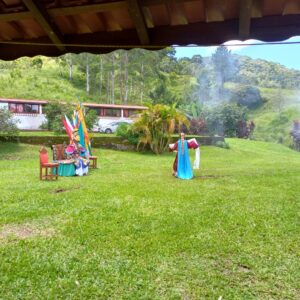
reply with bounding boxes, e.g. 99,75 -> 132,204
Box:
0,135 -> 224,151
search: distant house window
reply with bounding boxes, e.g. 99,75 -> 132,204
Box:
101,108 -> 121,117
8,103 -> 40,114
25,104 -> 39,113
123,109 -> 139,118
8,103 -> 17,113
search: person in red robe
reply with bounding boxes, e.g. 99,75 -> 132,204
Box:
169,133 -> 199,178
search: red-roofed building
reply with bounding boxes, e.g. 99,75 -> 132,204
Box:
0,98 -> 146,131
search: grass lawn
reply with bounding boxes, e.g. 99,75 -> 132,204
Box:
0,139 -> 299,299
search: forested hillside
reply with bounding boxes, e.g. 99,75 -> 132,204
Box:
0,46 -> 299,145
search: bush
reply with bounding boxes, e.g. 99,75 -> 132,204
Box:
116,123 -> 139,145
201,103 -> 248,137
0,108 -> 19,135
215,140 -> 230,149
85,109 -> 98,131
188,118 -> 208,135
236,120 -> 255,138
42,102 -> 74,133
231,85 -> 262,108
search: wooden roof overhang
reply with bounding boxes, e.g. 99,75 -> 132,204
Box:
84,102 -> 147,109
0,98 -> 48,104
1,0 -> 300,60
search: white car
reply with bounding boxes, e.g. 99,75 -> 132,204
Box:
99,120 -> 133,134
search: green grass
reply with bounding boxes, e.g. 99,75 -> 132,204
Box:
0,139 -> 300,299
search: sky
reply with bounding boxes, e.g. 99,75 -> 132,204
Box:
174,36 -> 300,71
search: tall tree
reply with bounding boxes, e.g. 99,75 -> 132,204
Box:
124,51 -> 129,104
211,46 -> 237,89
111,53 -> 115,104
99,56 -> 103,100
86,54 -> 90,94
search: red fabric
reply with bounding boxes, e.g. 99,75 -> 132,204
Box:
187,140 -> 199,149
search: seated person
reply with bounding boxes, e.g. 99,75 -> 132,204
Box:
65,128 -> 89,176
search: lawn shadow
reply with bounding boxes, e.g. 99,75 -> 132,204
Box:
0,142 -> 24,160
193,174 -> 229,179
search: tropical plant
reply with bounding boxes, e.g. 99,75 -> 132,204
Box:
133,104 -> 189,154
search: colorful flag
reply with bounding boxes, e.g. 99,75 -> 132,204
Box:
76,103 -> 92,156
62,117 -> 72,140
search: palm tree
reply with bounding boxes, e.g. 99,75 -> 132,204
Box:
133,104 -> 189,154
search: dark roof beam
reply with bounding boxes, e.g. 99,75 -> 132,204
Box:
127,0 -> 150,45
204,0 -> 224,22
142,7 -> 154,28
165,0 -> 188,26
251,0 -> 263,18
49,1 -> 127,16
0,11 -> 31,22
22,0 -> 65,51
239,0 -> 252,39
283,0 -> 300,15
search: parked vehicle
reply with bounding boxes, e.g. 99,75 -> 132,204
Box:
98,120 -> 133,134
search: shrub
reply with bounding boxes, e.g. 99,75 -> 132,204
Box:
215,140 -> 230,149
116,123 -> 139,145
236,120 -> 255,138
84,109 -> 98,131
0,108 -> 19,135
42,102 -> 74,133
231,85 -> 262,108
189,118 -> 208,135
201,103 -> 248,137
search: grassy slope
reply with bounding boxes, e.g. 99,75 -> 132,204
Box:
0,58 -> 94,103
0,139 -> 299,299
0,57 -> 192,105
251,87 -> 300,144
226,82 -> 300,145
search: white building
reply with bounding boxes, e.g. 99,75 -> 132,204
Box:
0,98 -> 47,130
0,98 -> 146,131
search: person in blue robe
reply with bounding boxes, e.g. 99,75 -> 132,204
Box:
169,132 -> 198,180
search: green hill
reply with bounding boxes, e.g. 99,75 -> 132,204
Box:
0,48 -> 299,146
225,82 -> 300,145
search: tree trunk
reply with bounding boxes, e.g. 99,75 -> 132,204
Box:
86,55 -> 90,94
119,53 -> 123,102
124,52 -> 129,104
129,77 -> 132,99
140,62 -> 144,103
107,72 -> 110,104
68,54 -> 72,81
99,56 -> 103,100
111,54 -> 115,104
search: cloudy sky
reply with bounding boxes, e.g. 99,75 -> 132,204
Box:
174,36 -> 300,71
